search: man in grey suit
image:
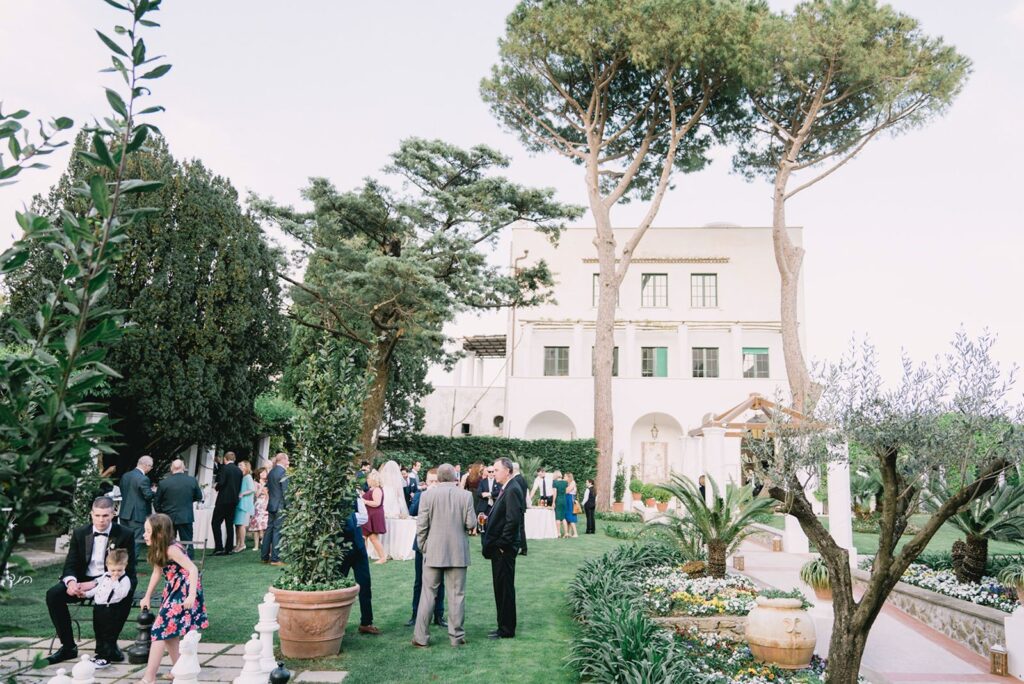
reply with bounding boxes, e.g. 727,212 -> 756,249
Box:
260,452 -> 289,566
412,463 -> 476,648
154,459 -> 204,556
118,455 -> 154,559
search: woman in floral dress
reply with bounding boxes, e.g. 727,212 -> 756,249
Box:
248,467 -> 270,552
138,513 -> 208,684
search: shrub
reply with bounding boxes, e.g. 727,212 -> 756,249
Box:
681,560 -> 706,578
604,524 -> 643,540
629,478 -> 645,494
596,511 -> 642,523
759,588 -> 814,610
654,487 -> 672,504
613,458 -> 626,503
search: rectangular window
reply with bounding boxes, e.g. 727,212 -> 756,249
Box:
692,347 -> 719,378
543,346 -> 569,376
743,347 -> 770,378
641,273 -> 668,307
691,273 -> 718,308
460,423 -> 472,435
641,347 -> 668,377
591,346 -> 619,377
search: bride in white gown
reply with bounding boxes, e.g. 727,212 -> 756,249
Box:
377,460 -> 410,519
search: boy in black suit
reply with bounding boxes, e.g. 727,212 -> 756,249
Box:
45,496 -> 138,665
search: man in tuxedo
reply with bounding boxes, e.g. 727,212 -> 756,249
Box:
341,495 -> 380,635
406,469 -> 445,629
408,461 -> 421,491
45,496 -> 137,665
401,466 -> 414,508
475,466 -> 501,516
211,451 -> 242,556
481,457 -> 524,639
154,459 -> 204,556
529,466 -> 553,507
118,455 -> 154,560
413,464 -> 476,648
261,452 -> 289,565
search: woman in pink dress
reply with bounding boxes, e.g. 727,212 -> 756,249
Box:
248,467 -> 269,552
361,471 -> 387,564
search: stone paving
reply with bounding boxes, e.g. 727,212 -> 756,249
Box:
736,539 -> 1004,684
0,637 -> 347,683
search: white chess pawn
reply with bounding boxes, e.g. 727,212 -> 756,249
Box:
233,633 -> 265,684
171,630 -> 202,684
70,654 -> 95,684
256,592 -> 280,673
47,667 -> 73,684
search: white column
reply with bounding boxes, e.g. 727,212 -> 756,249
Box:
676,323 -> 689,379
703,427 -> 726,506
198,445 -> 216,490
624,323 -> 637,377
461,351 -> 476,386
683,435 -> 702,484
184,444 -> 199,477
473,356 -> 484,386
571,323 -> 584,377
256,436 -> 270,467
784,514 -> 810,554
730,324 -> 742,379
519,323 -> 533,377
828,441 -> 857,567
1006,609 -> 1024,679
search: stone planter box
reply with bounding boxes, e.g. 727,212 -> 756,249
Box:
852,568 -> 1006,658
652,614 -> 748,641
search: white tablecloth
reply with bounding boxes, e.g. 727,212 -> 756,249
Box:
192,505 -> 216,549
525,508 -> 558,540
365,516 -> 417,561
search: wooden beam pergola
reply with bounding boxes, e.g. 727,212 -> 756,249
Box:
688,392 -> 817,438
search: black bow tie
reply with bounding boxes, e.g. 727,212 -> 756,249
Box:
93,531 -> 109,537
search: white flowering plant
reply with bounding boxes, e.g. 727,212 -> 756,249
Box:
638,564 -> 758,616
860,555 -> 1018,612
678,628 -> 829,683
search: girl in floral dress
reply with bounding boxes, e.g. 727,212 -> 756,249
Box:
138,513 -> 208,684
248,467 -> 270,552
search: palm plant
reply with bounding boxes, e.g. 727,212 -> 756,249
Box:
926,480 -> 1024,584
517,454 -> 543,498
648,473 -> 775,577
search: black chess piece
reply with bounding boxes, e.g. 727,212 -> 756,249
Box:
126,607 -> 155,664
269,660 -> 292,684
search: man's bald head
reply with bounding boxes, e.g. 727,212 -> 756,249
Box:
170,459 -> 185,473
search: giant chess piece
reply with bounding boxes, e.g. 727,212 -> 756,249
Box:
255,591 -> 280,674
46,667 -> 73,684
232,634 -> 264,684
171,630 -> 202,684
70,654 -> 96,684
269,661 -> 291,684
126,607 -> 155,664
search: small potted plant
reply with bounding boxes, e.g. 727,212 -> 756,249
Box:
653,487 -> 671,512
998,563 -> 1024,604
800,556 -> 832,601
612,460 -> 626,513
629,478 -> 644,502
642,484 -> 657,507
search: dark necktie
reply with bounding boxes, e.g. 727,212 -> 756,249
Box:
541,479 -> 547,497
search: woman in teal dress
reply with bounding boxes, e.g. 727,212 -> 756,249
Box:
233,461 -> 255,552
564,472 -> 579,538
551,471 -> 568,538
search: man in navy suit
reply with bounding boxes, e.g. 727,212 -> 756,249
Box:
342,495 -> 380,635
260,452 -> 288,565
117,455 -> 154,560
46,496 -> 137,665
476,466 -> 501,516
406,469 -> 445,628
154,459 -> 203,555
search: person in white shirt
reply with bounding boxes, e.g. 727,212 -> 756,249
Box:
79,549 -> 132,605
528,467 -> 554,507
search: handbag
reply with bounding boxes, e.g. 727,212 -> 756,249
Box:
573,500 -> 582,515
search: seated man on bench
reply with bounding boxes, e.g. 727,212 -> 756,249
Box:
46,496 -> 138,666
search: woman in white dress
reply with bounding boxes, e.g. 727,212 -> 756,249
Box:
377,460 -> 410,519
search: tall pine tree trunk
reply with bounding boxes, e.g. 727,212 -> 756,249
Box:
358,338 -> 396,459
590,179 -> 618,511
772,179 -> 813,412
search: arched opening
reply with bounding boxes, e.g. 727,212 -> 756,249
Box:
629,412 -> 683,483
524,410 -> 577,440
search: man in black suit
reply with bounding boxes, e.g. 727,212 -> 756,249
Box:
481,457 -> 524,639
211,451 -> 243,556
118,455 -> 154,560
476,466 -> 501,516
509,464 -> 528,556
46,496 -> 138,665
261,452 -> 289,565
154,459 -> 204,556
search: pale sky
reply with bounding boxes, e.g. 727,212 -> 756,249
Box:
2,1 -> 1022,386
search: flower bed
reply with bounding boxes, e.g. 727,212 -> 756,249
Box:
679,628 -> 829,684
859,557 -> 1018,612
638,565 -> 759,616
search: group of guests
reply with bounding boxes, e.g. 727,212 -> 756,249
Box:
528,467 -> 597,536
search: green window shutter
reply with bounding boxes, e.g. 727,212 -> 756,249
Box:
655,347 -> 668,377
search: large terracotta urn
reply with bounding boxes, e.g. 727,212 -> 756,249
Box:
271,584 -> 361,658
744,596 -> 816,669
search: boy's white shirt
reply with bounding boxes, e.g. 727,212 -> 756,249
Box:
355,497 -> 369,527
85,572 -> 131,605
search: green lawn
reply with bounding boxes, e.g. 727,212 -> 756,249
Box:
2,526 -> 628,683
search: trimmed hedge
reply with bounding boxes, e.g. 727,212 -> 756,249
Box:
379,434 -> 597,481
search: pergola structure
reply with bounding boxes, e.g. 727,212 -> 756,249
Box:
684,393 -> 855,563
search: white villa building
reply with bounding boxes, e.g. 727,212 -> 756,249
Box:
420,223 -> 806,496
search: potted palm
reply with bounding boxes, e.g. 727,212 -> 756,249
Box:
271,345 -> 363,658
651,473 -> 775,577
998,564 -> 1024,605
612,460 -> 626,512
800,557 -> 832,600
642,484 -> 657,508
629,478 -> 644,502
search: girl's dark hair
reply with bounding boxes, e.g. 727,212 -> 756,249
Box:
146,513 -> 175,567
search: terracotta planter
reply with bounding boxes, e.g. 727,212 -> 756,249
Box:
612,501 -> 624,512
644,497 -> 656,507
271,584 -> 360,658
812,586 -> 832,601
631,492 -> 643,501
656,502 -> 668,512
745,596 -> 816,669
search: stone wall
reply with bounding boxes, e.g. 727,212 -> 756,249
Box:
852,568 -> 1006,657
652,615 -> 748,641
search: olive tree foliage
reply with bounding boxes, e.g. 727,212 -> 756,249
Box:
0,0 -> 169,581
254,138 -> 581,459
731,0 -> 970,411
750,332 -> 1023,683
481,0 -> 761,508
